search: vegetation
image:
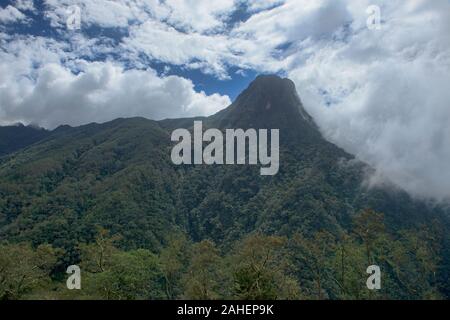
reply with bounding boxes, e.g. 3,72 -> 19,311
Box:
0,124 -> 49,157
0,210 -> 447,300
1,76 -> 449,300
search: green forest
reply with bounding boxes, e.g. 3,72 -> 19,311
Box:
1,209 -> 448,300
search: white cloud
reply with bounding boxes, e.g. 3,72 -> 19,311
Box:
236,0 -> 351,43
43,0 -> 235,32
40,0 -> 288,77
123,20 -> 237,79
43,0 -> 145,28
14,0 -> 36,13
0,5 -> 28,24
0,35 -> 230,129
287,0 -> 450,200
164,0 -> 235,32
244,0 -> 284,12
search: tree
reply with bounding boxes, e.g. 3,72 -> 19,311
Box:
83,249 -> 165,300
0,243 -> 60,300
182,240 -> 223,299
289,231 -> 335,299
330,234 -> 372,299
159,232 -> 191,299
353,209 -> 385,266
385,226 -> 443,299
231,234 -> 299,300
79,227 -> 121,273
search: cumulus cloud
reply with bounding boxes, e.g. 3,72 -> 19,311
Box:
236,0 -> 351,43
287,0 -> 450,200
123,20 -> 233,78
244,0 -> 284,12
0,34 -> 230,129
43,0 -> 149,29
164,0 -> 235,32
13,0 -> 36,13
43,0 -> 235,32
0,5 -> 28,24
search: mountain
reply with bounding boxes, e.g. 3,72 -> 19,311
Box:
0,123 -> 49,157
0,75 -> 449,299
209,75 -> 316,132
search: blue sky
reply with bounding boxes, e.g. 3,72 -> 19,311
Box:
2,0 -> 450,200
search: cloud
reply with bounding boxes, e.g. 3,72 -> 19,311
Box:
39,0 -> 291,78
43,0 -> 144,28
244,0 -> 284,12
164,0 -> 235,32
0,35 -> 230,129
287,0 -> 450,200
43,0 -> 235,32
0,5 -> 28,24
123,20 -> 233,79
14,0 -> 36,13
236,0 -> 351,43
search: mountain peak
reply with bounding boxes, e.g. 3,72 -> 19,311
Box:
249,74 -> 296,93
209,75 -> 318,142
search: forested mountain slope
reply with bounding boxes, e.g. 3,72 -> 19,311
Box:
0,124 -> 49,157
1,75 -> 449,299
